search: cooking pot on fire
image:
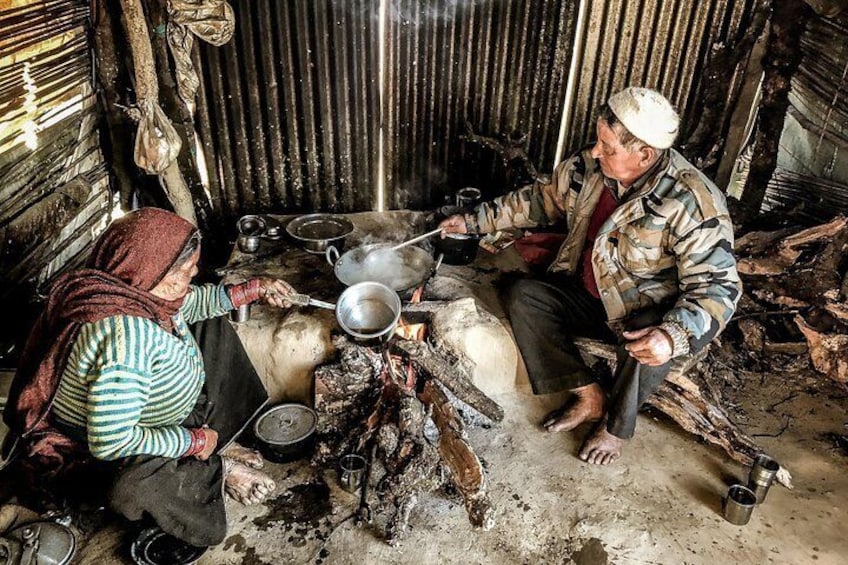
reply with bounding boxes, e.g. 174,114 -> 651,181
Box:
326,243 -> 439,292
335,281 -> 402,343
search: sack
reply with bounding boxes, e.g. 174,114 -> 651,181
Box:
133,101 -> 182,174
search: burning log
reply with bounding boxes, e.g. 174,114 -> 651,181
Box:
393,340 -> 504,423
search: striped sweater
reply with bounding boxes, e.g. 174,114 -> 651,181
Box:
51,284 -> 233,460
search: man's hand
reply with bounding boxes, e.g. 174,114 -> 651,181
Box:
256,278 -> 296,308
196,427 -> 219,461
622,326 -> 674,366
438,214 -> 468,236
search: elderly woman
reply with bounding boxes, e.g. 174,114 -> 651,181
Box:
4,207 -> 294,547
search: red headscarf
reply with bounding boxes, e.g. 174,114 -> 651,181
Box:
4,208 -> 197,445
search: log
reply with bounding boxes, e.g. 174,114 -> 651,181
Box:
393,340 -> 504,423
572,337 -> 793,488
419,380 -> 494,530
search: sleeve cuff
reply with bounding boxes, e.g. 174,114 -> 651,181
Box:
659,320 -> 690,358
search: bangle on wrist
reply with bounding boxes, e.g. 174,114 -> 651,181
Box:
659,321 -> 690,358
228,279 -> 263,307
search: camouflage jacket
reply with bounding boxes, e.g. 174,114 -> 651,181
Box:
466,148 -> 741,356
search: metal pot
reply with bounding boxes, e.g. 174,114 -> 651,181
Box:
335,282 -> 401,343
253,403 -> 317,463
286,214 -> 354,254
434,232 -> 479,265
326,242 -> 437,291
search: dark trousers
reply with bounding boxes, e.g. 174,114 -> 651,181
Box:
507,274 -> 672,439
109,316 -> 268,546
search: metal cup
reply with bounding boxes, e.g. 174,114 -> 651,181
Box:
748,454 -> 779,503
238,234 -> 260,253
723,484 -> 757,525
229,303 -> 251,323
339,453 -> 366,493
455,187 -> 482,208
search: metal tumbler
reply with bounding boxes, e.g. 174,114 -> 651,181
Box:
339,453 -> 366,493
748,454 -> 780,503
229,303 -> 251,323
723,484 -> 757,525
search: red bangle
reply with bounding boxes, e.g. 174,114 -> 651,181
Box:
184,428 -> 207,457
228,279 -> 263,307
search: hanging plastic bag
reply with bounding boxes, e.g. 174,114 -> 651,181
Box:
133,100 -> 182,174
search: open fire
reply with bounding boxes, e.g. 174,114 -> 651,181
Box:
311,294 -> 502,544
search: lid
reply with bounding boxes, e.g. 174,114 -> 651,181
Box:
254,404 -> 317,446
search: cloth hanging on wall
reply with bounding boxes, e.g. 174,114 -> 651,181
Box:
167,0 -> 235,109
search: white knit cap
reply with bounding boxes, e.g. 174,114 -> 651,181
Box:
607,87 -> 679,150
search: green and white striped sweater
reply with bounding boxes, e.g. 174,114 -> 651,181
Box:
51,284 -> 233,460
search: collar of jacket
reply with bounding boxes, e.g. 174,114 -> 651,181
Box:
597,150 -> 673,236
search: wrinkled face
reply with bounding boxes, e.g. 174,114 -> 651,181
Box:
150,249 -> 200,301
589,119 -> 654,187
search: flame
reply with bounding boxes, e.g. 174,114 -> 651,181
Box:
411,285 -> 424,304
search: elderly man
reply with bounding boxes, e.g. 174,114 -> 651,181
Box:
440,87 -> 741,465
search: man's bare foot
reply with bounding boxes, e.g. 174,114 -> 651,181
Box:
220,441 -> 265,469
578,424 -> 624,465
543,383 -> 606,433
223,459 -> 276,505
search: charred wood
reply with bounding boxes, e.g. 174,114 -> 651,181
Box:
393,340 -> 504,423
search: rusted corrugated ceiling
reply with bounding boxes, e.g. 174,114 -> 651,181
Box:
0,0 -> 110,298
196,0 -> 380,218
563,0 -> 757,156
196,0 -> 757,215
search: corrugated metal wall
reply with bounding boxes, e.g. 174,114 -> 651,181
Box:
196,0 -> 757,216
778,14 -> 848,184
563,0 -> 756,155
195,0 -> 380,218
385,0 -> 576,208
0,0 -> 110,300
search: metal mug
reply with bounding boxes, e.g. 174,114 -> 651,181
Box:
229,303 -> 251,323
455,187 -> 482,208
723,484 -> 757,525
748,454 -> 779,503
339,453 -> 366,493
237,234 -> 260,253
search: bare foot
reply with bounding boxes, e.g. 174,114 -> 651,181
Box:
543,383 -> 606,433
578,424 -> 624,465
224,459 -> 276,505
220,441 -> 265,469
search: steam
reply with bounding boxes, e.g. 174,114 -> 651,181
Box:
345,245 -> 426,290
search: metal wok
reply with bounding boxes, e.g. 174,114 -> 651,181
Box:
326,242 -> 439,292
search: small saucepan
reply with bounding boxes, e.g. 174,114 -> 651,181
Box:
434,232 -> 480,265
335,281 -> 401,343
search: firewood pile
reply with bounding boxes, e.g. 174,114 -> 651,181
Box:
734,215 -> 848,385
311,307 -> 502,545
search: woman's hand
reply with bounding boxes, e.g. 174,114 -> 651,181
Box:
195,427 -> 219,461
255,278 -> 296,308
438,214 -> 468,236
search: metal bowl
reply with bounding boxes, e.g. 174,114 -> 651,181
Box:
335,281 -> 401,342
237,215 -> 267,237
253,403 -> 317,463
286,214 -> 354,254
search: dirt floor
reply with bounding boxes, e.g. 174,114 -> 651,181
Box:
67,352 -> 848,565
8,211 -> 848,564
